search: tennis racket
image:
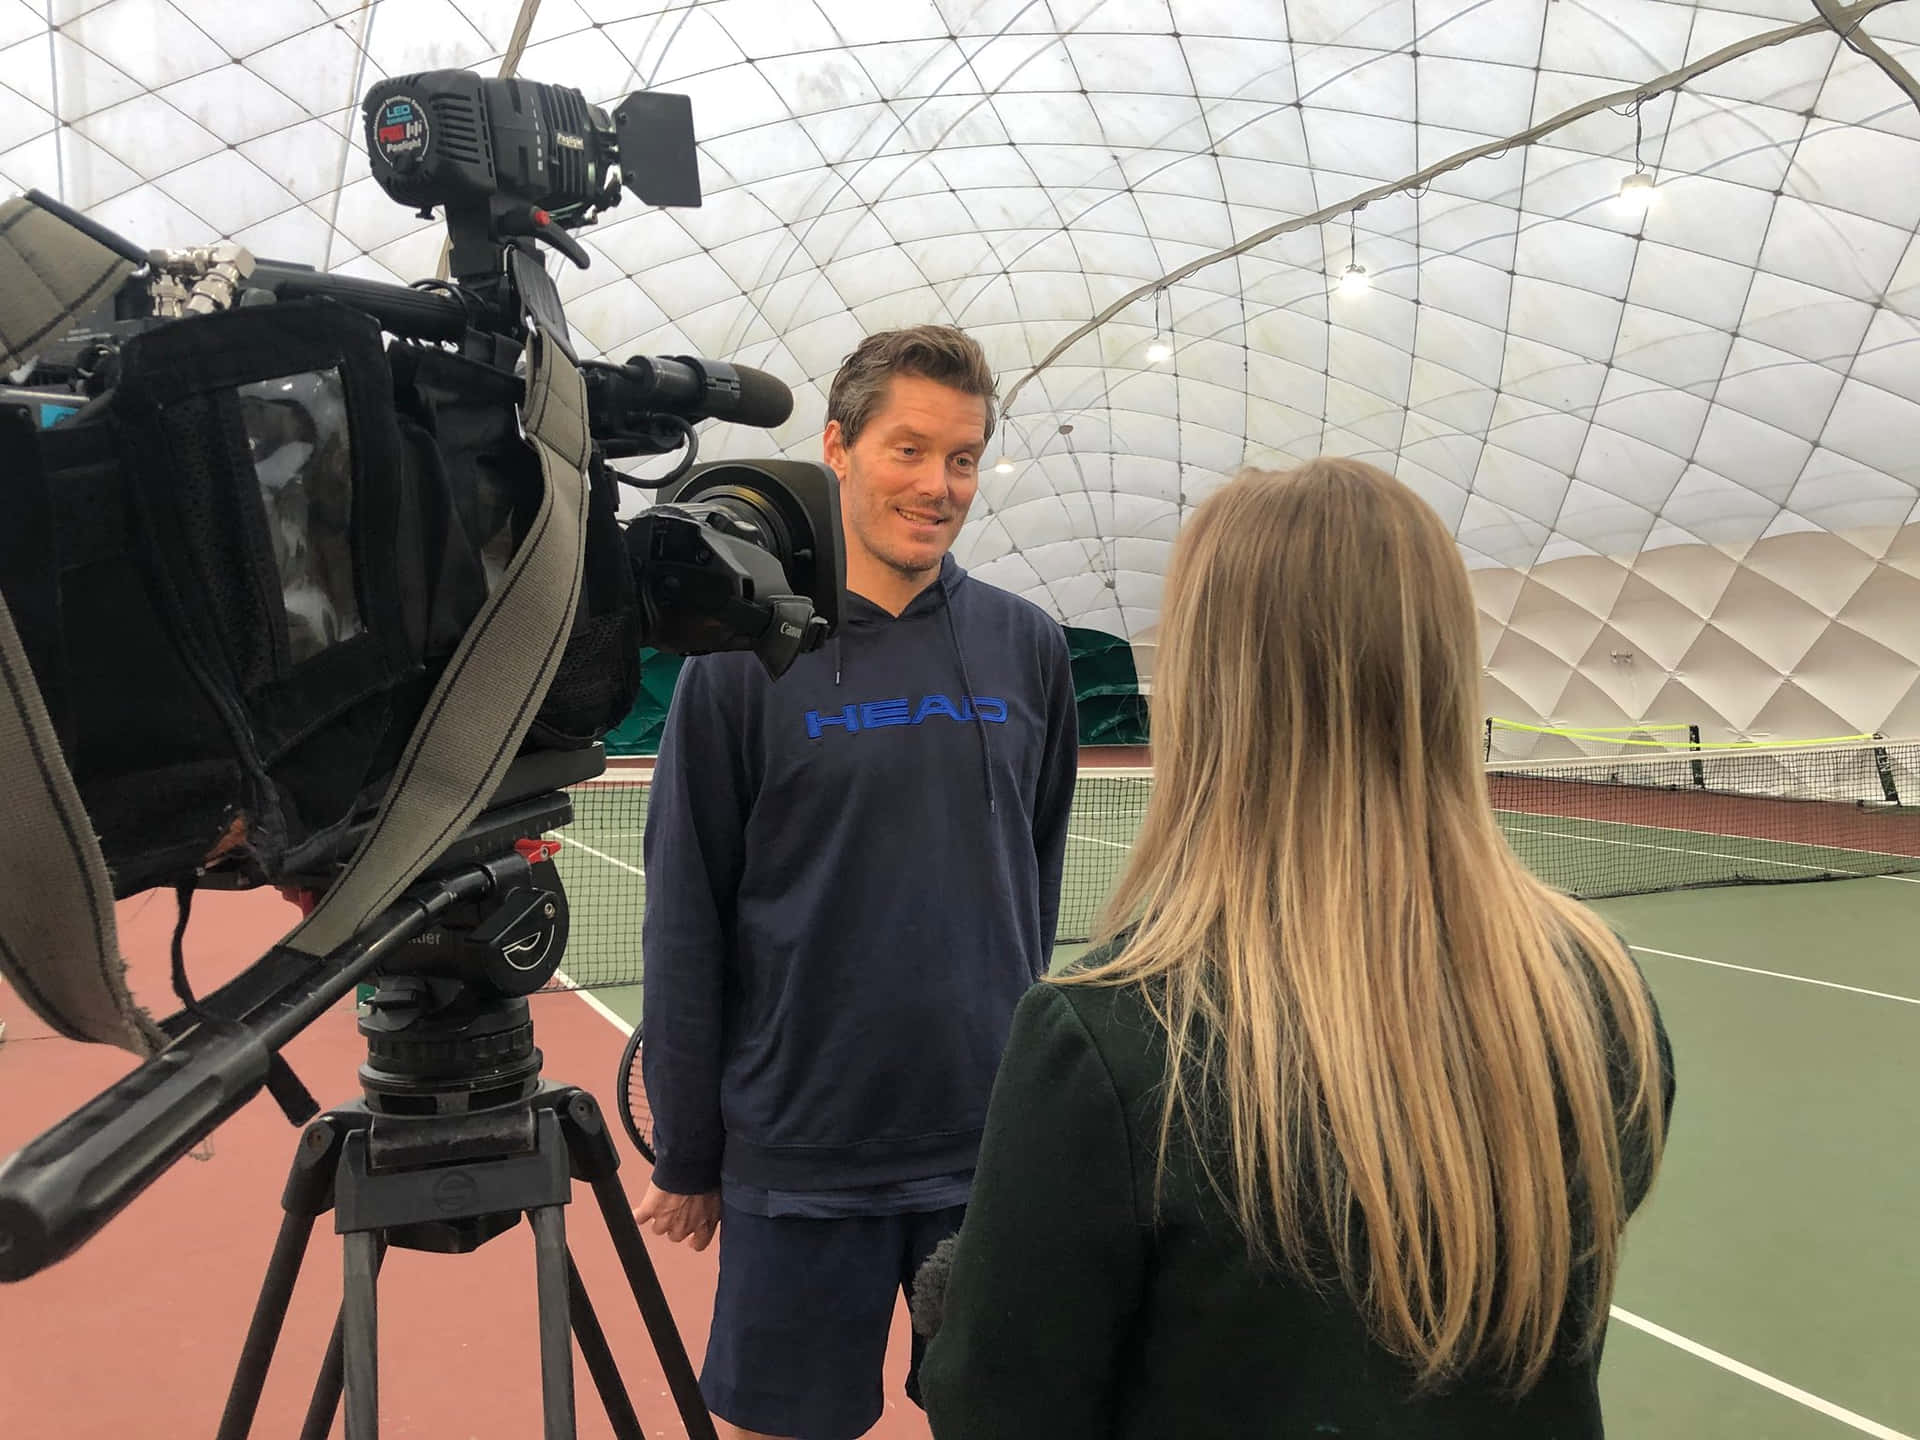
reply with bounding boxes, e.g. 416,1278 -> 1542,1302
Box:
615,1024 -> 655,1164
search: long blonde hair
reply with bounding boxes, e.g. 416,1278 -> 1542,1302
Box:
1071,459 -> 1665,1389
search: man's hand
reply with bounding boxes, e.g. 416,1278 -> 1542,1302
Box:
634,1181 -> 722,1251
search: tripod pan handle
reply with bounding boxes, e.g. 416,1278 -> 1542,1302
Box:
0,1021 -> 271,1281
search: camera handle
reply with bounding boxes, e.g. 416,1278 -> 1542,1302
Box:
216,1082 -> 716,1440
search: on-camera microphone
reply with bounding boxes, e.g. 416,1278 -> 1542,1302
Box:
586,354 -> 793,438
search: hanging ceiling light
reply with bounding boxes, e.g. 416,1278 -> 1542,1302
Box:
1615,99 -> 1656,218
993,458 -> 1014,474
1616,169 -> 1656,215
1145,284 -> 1172,365
1336,205 -> 1370,298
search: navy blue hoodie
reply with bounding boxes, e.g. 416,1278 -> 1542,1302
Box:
640,554 -> 1079,1196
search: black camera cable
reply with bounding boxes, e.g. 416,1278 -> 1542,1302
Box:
167,884 -> 319,1129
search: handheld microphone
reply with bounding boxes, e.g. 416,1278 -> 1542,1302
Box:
910,1233 -> 961,1338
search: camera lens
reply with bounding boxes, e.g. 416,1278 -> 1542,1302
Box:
693,483 -> 795,570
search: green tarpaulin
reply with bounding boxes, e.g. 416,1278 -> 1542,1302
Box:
1064,626 -> 1149,746
605,649 -> 685,756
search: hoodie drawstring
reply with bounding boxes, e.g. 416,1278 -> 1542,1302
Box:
942,597 -> 996,815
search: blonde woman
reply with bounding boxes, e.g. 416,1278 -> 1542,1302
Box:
918,459 -> 1674,1437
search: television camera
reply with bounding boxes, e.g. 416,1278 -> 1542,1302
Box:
0,70 -> 846,1439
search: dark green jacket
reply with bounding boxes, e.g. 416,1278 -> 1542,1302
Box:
920,967 -> 1673,1438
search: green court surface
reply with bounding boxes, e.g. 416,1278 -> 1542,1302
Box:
549,780 -> 1919,1439
1588,880 -> 1919,1440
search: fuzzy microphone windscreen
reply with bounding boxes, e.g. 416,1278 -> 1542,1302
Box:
910,1233 -> 961,1338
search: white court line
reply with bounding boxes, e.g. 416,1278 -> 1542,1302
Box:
550,841 -> 643,1032
1610,1308 -> 1915,1440
1076,809 -> 1920,883
561,978 -> 635,1037
562,837 -> 646,880
1503,823 -> 1920,885
1500,809 -> 1920,866
1630,945 -> 1920,1006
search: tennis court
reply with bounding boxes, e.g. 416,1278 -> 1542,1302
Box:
4,747 -> 1914,1436
553,744 -> 1920,1440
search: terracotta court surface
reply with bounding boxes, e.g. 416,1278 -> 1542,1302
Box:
0,886 -> 931,1439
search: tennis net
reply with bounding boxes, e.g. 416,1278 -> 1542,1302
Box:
1487,738 -> 1920,898
546,742 -> 1919,988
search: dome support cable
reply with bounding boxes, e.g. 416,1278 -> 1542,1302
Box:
1814,0 -> 1920,113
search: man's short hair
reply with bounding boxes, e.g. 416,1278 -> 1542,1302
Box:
826,325 -> 998,449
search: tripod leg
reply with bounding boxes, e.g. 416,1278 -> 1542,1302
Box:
218,1112 -> 347,1440
300,1237 -> 384,1440
215,1208 -> 319,1440
568,1251 -> 645,1440
530,1205 -> 578,1440
297,1308 -> 346,1440
586,1173 -> 717,1440
342,1229 -> 381,1440
552,1090 -> 715,1440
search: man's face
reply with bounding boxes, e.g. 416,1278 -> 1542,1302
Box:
823,374 -> 987,583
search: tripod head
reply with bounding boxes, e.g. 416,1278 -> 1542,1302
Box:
289,750 -> 590,1254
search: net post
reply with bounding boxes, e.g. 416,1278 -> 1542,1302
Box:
1484,717 -> 1493,762
1688,724 -> 1704,789
1871,733 -> 1901,803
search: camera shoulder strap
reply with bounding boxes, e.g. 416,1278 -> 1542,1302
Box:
0,594 -> 165,1052
0,195 -> 160,1054
284,325 -> 590,957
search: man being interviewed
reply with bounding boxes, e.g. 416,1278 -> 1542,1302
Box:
633,325 -> 1079,1440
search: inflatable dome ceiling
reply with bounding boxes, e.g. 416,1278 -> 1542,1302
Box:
5,0 -> 1917,745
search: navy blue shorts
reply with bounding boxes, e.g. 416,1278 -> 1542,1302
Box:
700,1202 -> 966,1440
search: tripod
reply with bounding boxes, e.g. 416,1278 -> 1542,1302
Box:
213,975 -> 717,1440
0,742 -> 716,1437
